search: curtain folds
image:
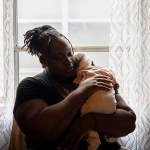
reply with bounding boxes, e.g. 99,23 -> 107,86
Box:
109,0 -> 150,150
0,0 -> 14,149
1,0 -> 150,150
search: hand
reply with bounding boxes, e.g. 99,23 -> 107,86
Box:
78,73 -> 113,96
90,66 -> 118,85
58,115 -> 92,150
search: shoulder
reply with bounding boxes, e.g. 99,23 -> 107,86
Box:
18,70 -> 52,88
14,71 -> 54,113
16,71 -> 56,99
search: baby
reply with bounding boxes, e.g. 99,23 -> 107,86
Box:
74,53 -> 118,150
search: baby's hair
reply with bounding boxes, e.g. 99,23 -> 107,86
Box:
22,25 -> 73,57
74,53 -> 85,68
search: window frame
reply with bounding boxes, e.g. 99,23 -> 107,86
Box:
13,0 -> 110,92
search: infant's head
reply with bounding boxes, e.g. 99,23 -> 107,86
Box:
74,53 -> 92,70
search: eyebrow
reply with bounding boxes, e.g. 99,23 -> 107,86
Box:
55,47 -> 73,53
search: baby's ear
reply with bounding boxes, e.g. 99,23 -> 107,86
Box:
91,61 -> 95,66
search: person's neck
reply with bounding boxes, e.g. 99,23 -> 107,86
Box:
45,68 -> 75,84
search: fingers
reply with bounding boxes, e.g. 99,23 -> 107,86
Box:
94,75 -> 113,84
93,75 -> 113,90
97,82 -> 113,91
79,74 -> 114,93
94,74 -> 111,79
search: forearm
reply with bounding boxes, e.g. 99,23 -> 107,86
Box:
90,94 -> 136,137
15,87 -> 88,143
90,109 -> 136,137
40,89 -> 86,139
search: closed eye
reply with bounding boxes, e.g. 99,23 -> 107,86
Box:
67,51 -> 73,57
55,53 -> 64,61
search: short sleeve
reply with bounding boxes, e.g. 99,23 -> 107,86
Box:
13,77 -> 46,113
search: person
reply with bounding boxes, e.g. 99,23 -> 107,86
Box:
73,53 -> 118,150
13,25 -> 136,150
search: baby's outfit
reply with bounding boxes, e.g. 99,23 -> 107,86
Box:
74,53 -> 118,150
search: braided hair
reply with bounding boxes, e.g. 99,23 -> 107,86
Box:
22,25 -> 74,57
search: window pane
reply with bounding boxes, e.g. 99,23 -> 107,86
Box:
69,0 -> 112,19
19,51 -> 109,81
17,0 -> 112,47
79,52 -> 109,67
18,0 -> 62,19
19,52 -> 43,82
17,0 -> 111,82
68,23 -> 110,46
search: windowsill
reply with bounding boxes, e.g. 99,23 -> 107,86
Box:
15,46 -> 109,52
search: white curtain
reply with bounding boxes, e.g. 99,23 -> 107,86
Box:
0,0 -> 14,149
109,0 -> 150,150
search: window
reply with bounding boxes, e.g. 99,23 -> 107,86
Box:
15,0 -> 113,82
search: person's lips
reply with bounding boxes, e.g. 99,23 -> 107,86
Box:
64,66 -> 74,73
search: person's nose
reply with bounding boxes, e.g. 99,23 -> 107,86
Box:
64,56 -> 73,65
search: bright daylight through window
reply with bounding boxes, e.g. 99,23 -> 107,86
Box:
15,0 -> 113,81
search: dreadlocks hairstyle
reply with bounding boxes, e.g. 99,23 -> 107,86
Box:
22,25 -> 74,57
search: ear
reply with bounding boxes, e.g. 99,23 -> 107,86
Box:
39,55 -> 47,68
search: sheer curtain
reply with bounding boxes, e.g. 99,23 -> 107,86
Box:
0,0 -> 14,149
109,0 -> 150,149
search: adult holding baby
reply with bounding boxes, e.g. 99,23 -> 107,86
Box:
13,25 -> 136,150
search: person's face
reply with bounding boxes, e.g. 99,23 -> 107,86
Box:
45,37 -> 76,82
